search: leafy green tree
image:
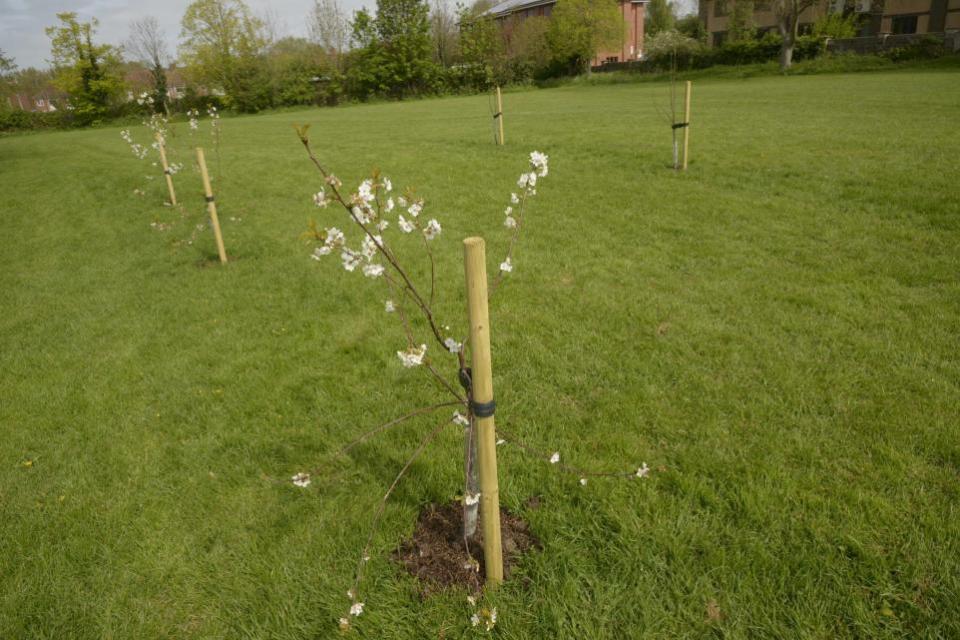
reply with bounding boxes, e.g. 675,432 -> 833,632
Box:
0,50 -> 16,105
646,0 -> 676,36
266,37 -> 329,106
347,0 -> 439,99
179,0 -> 269,111
507,16 -> 551,79
376,0 -> 438,96
45,13 -> 125,123
728,0 -> 757,42
812,10 -> 859,38
675,15 -> 707,43
546,0 -> 625,74
456,3 -> 506,88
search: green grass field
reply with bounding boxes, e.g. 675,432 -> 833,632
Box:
2,69 -> 959,639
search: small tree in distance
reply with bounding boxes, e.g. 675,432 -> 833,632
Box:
126,17 -> 170,113
646,0 -> 677,37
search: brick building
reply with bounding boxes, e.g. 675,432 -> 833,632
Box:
700,0 -> 960,46
485,0 -> 649,64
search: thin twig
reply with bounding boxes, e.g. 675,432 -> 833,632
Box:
352,416 -> 452,598
340,401 -> 462,455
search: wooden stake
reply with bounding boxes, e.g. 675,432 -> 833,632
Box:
682,81 -> 692,171
195,147 -> 227,264
495,86 -> 505,146
463,237 -> 503,587
156,133 -> 177,206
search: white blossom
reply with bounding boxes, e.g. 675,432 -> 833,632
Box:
384,300 -> 395,313
530,150 -> 549,177
517,172 -> 537,190
471,613 -> 480,627
423,219 -> 441,240
356,179 -> 375,205
407,201 -> 422,218
291,472 -> 311,487
636,463 -> 650,478
499,257 -> 513,273
510,192 -> 520,204
325,174 -> 342,188
444,337 -> 461,353
312,246 -> 331,259
341,249 -> 362,272
397,344 -> 427,368
383,177 -> 392,192
467,595 -> 477,606
580,478 -> 588,486
397,196 -> 408,208
313,190 -> 329,208
360,235 -> 381,260
384,197 -> 395,213
496,438 -> 506,446
504,216 -> 517,229
398,215 -> 415,233
338,618 -> 350,630
350,602 -> 364,617
550,452 -> 560,464
363,263 -> 384,278
377,219 -> 390,231
504,206 -> 513,216
452,412 -> 469,427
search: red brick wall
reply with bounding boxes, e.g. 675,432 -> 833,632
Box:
594,1 -> 645,65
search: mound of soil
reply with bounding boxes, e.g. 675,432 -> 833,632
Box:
394,501 -> 540,597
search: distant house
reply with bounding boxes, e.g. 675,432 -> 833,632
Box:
485,0 -> 649,65
123,66 -> 188,103
699,0 -> 960,47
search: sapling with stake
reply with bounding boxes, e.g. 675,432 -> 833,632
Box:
291,127 -> 656,630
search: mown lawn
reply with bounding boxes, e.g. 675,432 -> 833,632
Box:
1,69 -> 959,639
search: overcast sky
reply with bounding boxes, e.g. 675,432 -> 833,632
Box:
1,0 -> 697,70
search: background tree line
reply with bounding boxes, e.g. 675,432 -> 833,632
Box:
0,0 -> 638,127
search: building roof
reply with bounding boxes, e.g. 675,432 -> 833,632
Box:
484,0 -> 556,17
485,0 -> 646,16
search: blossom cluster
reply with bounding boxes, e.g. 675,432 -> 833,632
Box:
498,151 -> 548,274
120,129 -> 149,160
135,91 -> 154,106
187,108 -> 200,131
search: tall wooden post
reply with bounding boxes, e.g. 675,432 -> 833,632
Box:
195,147 -> 228,264
682,81 -> 692,171
463,237 -> 503,587
156,133 -> 177,206
495,86 -> 505,146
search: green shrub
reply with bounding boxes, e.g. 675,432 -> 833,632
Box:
0,108 -> 64,133
883,36 -> 947,62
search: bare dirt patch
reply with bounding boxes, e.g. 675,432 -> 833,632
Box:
394,501 -> 540,597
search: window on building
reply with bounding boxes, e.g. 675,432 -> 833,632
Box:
714,0 -> 728,17
713,31 -> 728,46
605,56 -> 619,63
890,15 -> 918,33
